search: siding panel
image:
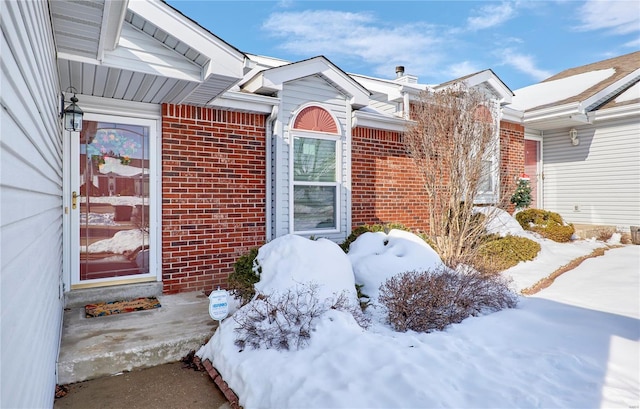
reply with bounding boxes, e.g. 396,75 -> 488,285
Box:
275,75 -> 350,242
542,118 -> 640,228
1,1 -> 64,408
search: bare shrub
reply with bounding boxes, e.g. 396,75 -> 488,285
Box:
233,284 -> 368,351
379,267 -> 517,333
620,232 -> 632,245
404,84 -> 512,268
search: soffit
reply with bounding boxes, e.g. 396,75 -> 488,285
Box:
51,0 -> 245,105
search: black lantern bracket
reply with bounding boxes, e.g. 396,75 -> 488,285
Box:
61,86 -> 84,131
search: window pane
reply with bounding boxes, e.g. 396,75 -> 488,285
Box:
478,160 -> 493,193
294,137 -> 336,182
79,121 -> 150,281
294,185 -> 336,231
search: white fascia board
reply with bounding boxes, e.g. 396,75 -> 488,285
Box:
352,110 -> 408,132
210,91 -> 279,114
127,0 -> 245,80
588,102 -> 640,123
447,70 -> 513,104
522,102 -> 583,123
104,24 -> 202,81
243,57 -> 370,106
501,106 -> 523,123
582,68 -> 640,111
97,0 -> 128,59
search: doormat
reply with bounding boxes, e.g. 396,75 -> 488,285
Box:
85,297 -> 161,318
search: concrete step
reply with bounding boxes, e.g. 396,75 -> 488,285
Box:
57,291 -> 218,385
64,282 -> 163,308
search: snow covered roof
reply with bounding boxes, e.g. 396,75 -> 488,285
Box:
512,52 -> 640,112
510,51 -> 640,129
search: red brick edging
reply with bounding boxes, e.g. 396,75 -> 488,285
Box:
201,358 -> 242,408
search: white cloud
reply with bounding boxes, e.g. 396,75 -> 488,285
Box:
624,37 -> 640,48
576,0 -> 640,34
467,2 -> 516,30
448,61 -> 483,78
262,10 -> 444,78
498,49 -> 553,81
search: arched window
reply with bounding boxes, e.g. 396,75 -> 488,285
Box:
290,106 -> 340,233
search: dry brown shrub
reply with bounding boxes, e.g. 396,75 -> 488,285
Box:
379,266 -> 517,333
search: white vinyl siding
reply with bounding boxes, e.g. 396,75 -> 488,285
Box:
273,75 -> 350,242
1,1 -> 64,408
541,118 -> 640,229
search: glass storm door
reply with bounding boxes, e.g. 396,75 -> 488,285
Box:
71,118 -> 155,286
524,139 -> 541,208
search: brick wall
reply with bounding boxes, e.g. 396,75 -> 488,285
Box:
161,104 -> 267,294
351,127 -> 431,232
499,120 -> 525,214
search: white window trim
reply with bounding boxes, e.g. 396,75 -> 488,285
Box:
289,130 -> 342,235
474,100 -> 501,205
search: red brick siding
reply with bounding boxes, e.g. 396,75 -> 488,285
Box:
499,120 -> 525,214
161,104 -> 267,294
351,127 -> 431,232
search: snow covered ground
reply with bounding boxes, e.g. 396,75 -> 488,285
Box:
198,215 -> 639,408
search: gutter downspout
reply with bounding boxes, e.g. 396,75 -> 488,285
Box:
265,104 -> 278,241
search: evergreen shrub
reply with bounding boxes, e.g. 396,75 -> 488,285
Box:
515,209 -> 575,242
228,247 -> 261,305
474,235 -> 541,273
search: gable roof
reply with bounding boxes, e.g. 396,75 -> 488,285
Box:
52,0 -> 248,105
241,56 -> 371,109
510,51 -> 640,129
435,69 -> 514,105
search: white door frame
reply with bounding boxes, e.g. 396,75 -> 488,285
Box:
524,132 -> 543,208
62,96 -> 162,291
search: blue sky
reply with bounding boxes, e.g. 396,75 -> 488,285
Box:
166,1 -> 640,90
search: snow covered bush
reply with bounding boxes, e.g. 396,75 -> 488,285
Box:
516,209 -> 575,242
340,223 -> 430,253
233,284 -> 367,351
348,229 -> 444,305
473,235 -> 541,274
230,235 -> 366,351
379,267 -> 518,333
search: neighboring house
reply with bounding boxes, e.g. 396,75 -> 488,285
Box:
0,1 -> 524,407
506,51 -> 640,230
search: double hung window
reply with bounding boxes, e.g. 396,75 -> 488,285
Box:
290,106 -> 340,233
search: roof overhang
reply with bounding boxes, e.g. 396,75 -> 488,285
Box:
52,0 -> 248,105
209,91 -> 279,114
518,69 -> 640,130
352,108 -> 408,132
350,74 -> 428,103
241,57 -> 371,109
436,69 -> 514,105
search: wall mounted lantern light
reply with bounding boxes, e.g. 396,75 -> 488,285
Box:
62,87 -> 84,131
569,128 -> 579,146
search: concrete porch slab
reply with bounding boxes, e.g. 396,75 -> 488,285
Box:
57,291 -> 217,385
